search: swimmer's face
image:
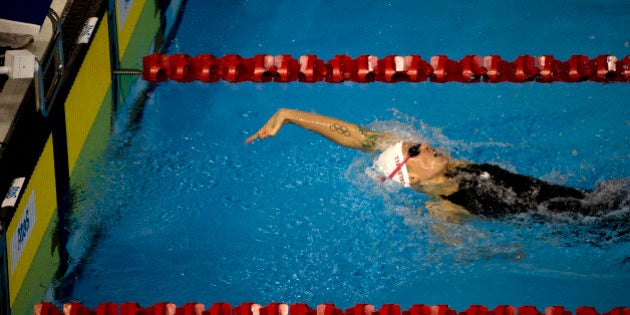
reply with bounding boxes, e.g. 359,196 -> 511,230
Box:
405,143 -> 449,184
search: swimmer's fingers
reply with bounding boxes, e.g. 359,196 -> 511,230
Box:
245,127 -> 272,143
245,132 -> 259,144
245,111 -> 285,144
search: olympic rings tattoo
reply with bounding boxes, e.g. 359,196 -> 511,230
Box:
330,123 -> 352,137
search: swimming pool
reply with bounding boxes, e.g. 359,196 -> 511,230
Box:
55,0 -> 629,311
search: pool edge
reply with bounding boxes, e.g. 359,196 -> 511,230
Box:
0,0 -> 165,314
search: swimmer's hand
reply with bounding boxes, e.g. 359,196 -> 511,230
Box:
245,109 -> 289,144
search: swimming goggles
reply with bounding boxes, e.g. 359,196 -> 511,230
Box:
379,143 -> 422,183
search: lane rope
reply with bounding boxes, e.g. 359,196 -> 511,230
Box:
141,53 -> 630,83
34,302 -> 629,315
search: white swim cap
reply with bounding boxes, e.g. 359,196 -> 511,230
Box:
373,141 -> 411,187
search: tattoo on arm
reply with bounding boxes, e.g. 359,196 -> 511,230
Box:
330,123 -> 352,137
358,126 -> 380,151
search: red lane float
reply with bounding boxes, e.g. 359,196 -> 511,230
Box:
34,302 -> 629,315
141,53 -> 630,83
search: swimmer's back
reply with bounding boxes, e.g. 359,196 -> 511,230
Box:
442,163 -> 602,216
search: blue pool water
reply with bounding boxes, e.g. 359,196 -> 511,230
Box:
57,0 -> 629,311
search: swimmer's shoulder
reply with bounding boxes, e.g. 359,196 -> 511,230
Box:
357,127 -> 396,153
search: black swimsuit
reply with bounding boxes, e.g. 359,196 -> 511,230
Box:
442,164 -> 608,217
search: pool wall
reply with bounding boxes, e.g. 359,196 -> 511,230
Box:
0,0 -> 163,314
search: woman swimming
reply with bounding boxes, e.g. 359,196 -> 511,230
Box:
246,108 -> 624,221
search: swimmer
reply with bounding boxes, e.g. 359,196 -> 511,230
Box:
246,108 -> 625,222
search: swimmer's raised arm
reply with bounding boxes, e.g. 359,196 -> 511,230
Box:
245,108 -> 389,152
